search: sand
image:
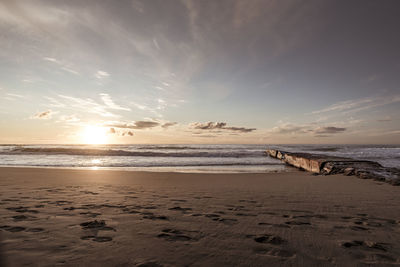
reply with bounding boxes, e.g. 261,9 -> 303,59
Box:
0,167 -> 399,266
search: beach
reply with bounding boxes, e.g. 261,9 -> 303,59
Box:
1,167 -> 399,266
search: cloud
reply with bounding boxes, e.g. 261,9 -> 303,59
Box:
6,93 -> 24,98
42,57 -> 80,75
312,95 -> 400,115
270,123 -> 310,134
43,57 -> 58,63
106,120 -> 160,130
33,110 -> 53,119
95,70 -> 110,79
60,67 -> 79,75
191,122 -> 256,133
193,122 -> 227,130
100,93 -> 131,111
161,122 -> 177,129
270,123 -> 346,136
58,114 -> 79,123
58,94 -> 117,117
108,127 -> 133,136
377,116 -> 392,122
2,93 -> 25,101
314,126 -> 346,134
56,94 -> 130,117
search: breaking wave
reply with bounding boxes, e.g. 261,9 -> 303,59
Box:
6,147 -> 263,158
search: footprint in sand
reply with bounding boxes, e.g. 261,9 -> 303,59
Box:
136,261 -> 164,267
12,214 -> 37,221
26,228 -> 44,232
341,240 -> 390,252
258,223 -> 291,228
204,213 -> 220,218
170,199 -> 187,202
235,212 -> 257,217
80,190 -> 99,195
285,220 -> 311,226
2,199 -> 19,202
81,235 -> 113,242
80,220 -> 115,231
254,234 -> 286,245
80,220 -> 114,242
260,211 -> 278,215
349,225 -> 369,231
168,206 -> 192,213
253,246 -> 295,258
79,211 -> 101,218
142,214 -> 168,220
212,218 -> 238,224
122,208 -> 141,214
50,200 -> 73,206
340,240 -> 399,263
0,225 -> 26,232
293,214 -> 328,219
251,234 -> 294,259
6,206 -> 39,213
157,228 -> 201,242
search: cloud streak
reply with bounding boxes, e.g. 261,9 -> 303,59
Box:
100,93 -> 130,111
270,123 -> 347,137
42,57 -> 80,75
312,95 -> 400,115
106,121 -> 160,130
32,110 -> 53,119
95,70 -> 110,79
191,122 -> 256,133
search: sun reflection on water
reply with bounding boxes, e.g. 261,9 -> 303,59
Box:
91,159 -> 101,164
90,159 -> 101,170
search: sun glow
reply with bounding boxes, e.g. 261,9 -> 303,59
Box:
81,125 -> 108,144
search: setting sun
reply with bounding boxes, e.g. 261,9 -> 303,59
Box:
81,125 -> 108,144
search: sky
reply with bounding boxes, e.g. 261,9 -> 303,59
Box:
0,0 -> 399,144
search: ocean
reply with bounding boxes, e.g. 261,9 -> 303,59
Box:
0,144 -> 398,173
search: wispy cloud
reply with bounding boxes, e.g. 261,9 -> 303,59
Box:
6,93 -> 24,98
377,116 -> 392,122
44,96 -> 66,108
58,95 -> 117,117
2,93 -> 25,101
58,114 -> 80,123
312,95 -> 400,115
95,70 -> 110,79
270,122 -> 347,136
42,57 -> 80,75
100,93 -> 131,111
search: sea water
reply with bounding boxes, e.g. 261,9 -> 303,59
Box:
0,144 -> 398,173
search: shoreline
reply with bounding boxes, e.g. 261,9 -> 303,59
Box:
1,167 -> 399,266
0,165 -> 289,174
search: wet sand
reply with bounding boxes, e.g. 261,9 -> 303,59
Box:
0,167 -> 399,266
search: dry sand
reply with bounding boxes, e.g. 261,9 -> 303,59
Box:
0,167 -> 399,266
